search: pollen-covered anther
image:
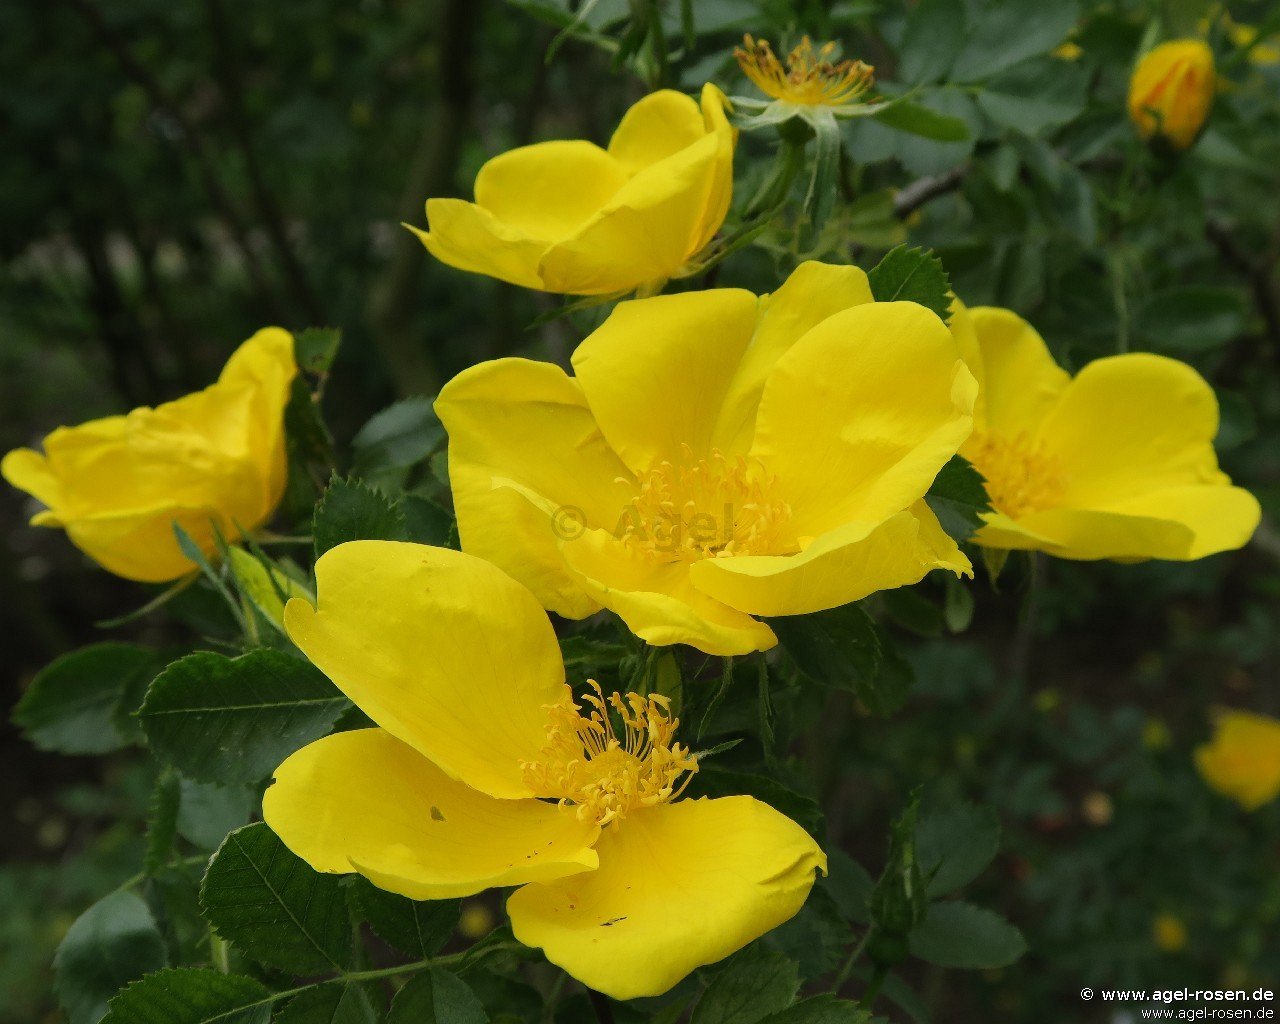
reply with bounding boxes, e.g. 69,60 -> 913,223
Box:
735,34 -> 875,107
521,681 -> 699,826
616,445 -> 796,564
969,432 -> 1069,519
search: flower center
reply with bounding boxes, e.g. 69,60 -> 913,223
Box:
521,682 -> 698,826
968,432 -> 1068,519
615,446 -> 796,564
735,35 -> 875,107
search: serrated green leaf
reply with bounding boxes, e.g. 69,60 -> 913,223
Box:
349,876 -> 459,958
915,801 -> 1000,896
351,398 -> 445,478
759,995 -> 871,1024
401,494 -> 455,547
867,245 -> 952,323
176,780 -> 254,850
691,945 -> 799,1024
386,968 -> 487,1024
275,983 -> 380,1024
295,327 -> 342,374
313,476 -> 408,558
925,455 -> 991,543
907,901 -> 1027,969
200,823 -> 352,974
13,643 -> 163,755
139,650 -> 348,785
54,890 -> 167,1024
101,969 -> 270,1024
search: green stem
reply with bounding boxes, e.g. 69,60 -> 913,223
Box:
211,933 -> 231,974
830,927 -> 873,993
858,964 -> 888,1010
698,656 -> 734,741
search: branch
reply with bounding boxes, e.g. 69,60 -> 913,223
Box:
894,164 -> 967,220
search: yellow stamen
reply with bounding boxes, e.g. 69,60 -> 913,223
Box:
968,432 -> 1068,519
735,34 -> 875,107
614,445 -> 796,564
522,682 -> 698,826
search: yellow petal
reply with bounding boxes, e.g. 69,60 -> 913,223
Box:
264,729 -> 600,899
1036,353 -> 1227,508
607,90 -> 709,172
283,541 -> 567,799
64,504 -> 227,583
436,358 -> 635,619
688,504 -> 970,617
475,141 -> 629,241
751,301 -> 977,538
539,132 -> 728,295
2,447 -> 62,513
689,83 -> 736,257
1194,710 -> 1280,811
711,261 -> 875,455
570,289 -> 760,472
560,528 -> 777,656
507,796 -> 826,1000
961,306 -> 1069,437
412,201 -> 548,290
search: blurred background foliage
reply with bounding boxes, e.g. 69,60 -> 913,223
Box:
2,0 -> 1279,1021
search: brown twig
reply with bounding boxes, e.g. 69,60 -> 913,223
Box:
893,165 -> 968,220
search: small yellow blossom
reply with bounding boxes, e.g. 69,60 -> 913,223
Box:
2,329 -> 296,582
1153,913 -> 1189,953
457,902 -> 495,940
410,85 -> 734,297
1195,709 -> 1280,811
951,305 -> 1259,561
1128,40 -> 1216,150
265,543 -> 826,1000
436,262 -> 978,655
735,35 -> 875,108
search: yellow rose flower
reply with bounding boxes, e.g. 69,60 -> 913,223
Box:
409,85 -> 734,297
952,305 -> 1259,561
1128,40 -> 1216,150
1194,709 -> 1280,811
264,542 -> 826,1000
1153,912 -> 1189,953
435,261 -> 978,656
2,328 -> 296,583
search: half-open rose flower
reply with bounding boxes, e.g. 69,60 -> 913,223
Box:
2,328 -> 296,582
265,542 -> 826,999
409,85 -> 734,296
435,261 -> 977,655
950,306 -> 1259,561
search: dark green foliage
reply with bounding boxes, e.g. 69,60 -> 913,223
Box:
313,476 -> 408,558
348,877 -> 459,959
54,891 -> 167,1024
386,969 -> 488,1024
101,970 -> 271,1024
690,946 -> 799,1024
867,245 -> 952,323
925,456 -> 992,543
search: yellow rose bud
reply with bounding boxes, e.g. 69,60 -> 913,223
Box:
1194,708 -> 1280,811
411,84 -> 735,297
3,328 -> 296,583
1128,40 -> 1216,150
1153,913 -> 1188,953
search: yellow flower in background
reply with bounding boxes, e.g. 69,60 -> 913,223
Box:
410,85 -> 734,297
951,305 -> 1259,561
436,261 -> 977,656
2,329 -> 296,583
1153,913 -> 1189,953
265,542 -> 825,1000
1194,709 -> 1280,811
1128,40 -> 1216,150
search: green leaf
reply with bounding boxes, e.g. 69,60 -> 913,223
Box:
144,769 -> 181,877
386,968 -> 488,1024
200,823 -> 352,974
690,945 -> 799,1024
401,494 -> 455,547
771,604 -> 910,716
691,767 -> 823,836
13,643 -> 163,755
896,0 -> 966,84
101,969 -> 270,1024
351,398 -> 445,478
907,901 -> 1027,969
801,111 -> 843,249
870,790 -> 927,952
276,984 -> 381,1024
759,996 -> 871,1024
825,850 -> 874,925
977,61 -> 1088,135
227,548 -> 312,634
313,476 -> 408,558
1139,287 -> 1246,352
295,327 -> 342,374
872,100 -> 969,141
1216,390 -> 1257,451
176,780 -> 254,850
951,0 -> 1079,82
867,245 -> 952,323
349,876 -> 459,958
54,890 -> 167,1024
915,801 -> 1000,896
925,455 -> 992,543
139,649 -> 348,785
